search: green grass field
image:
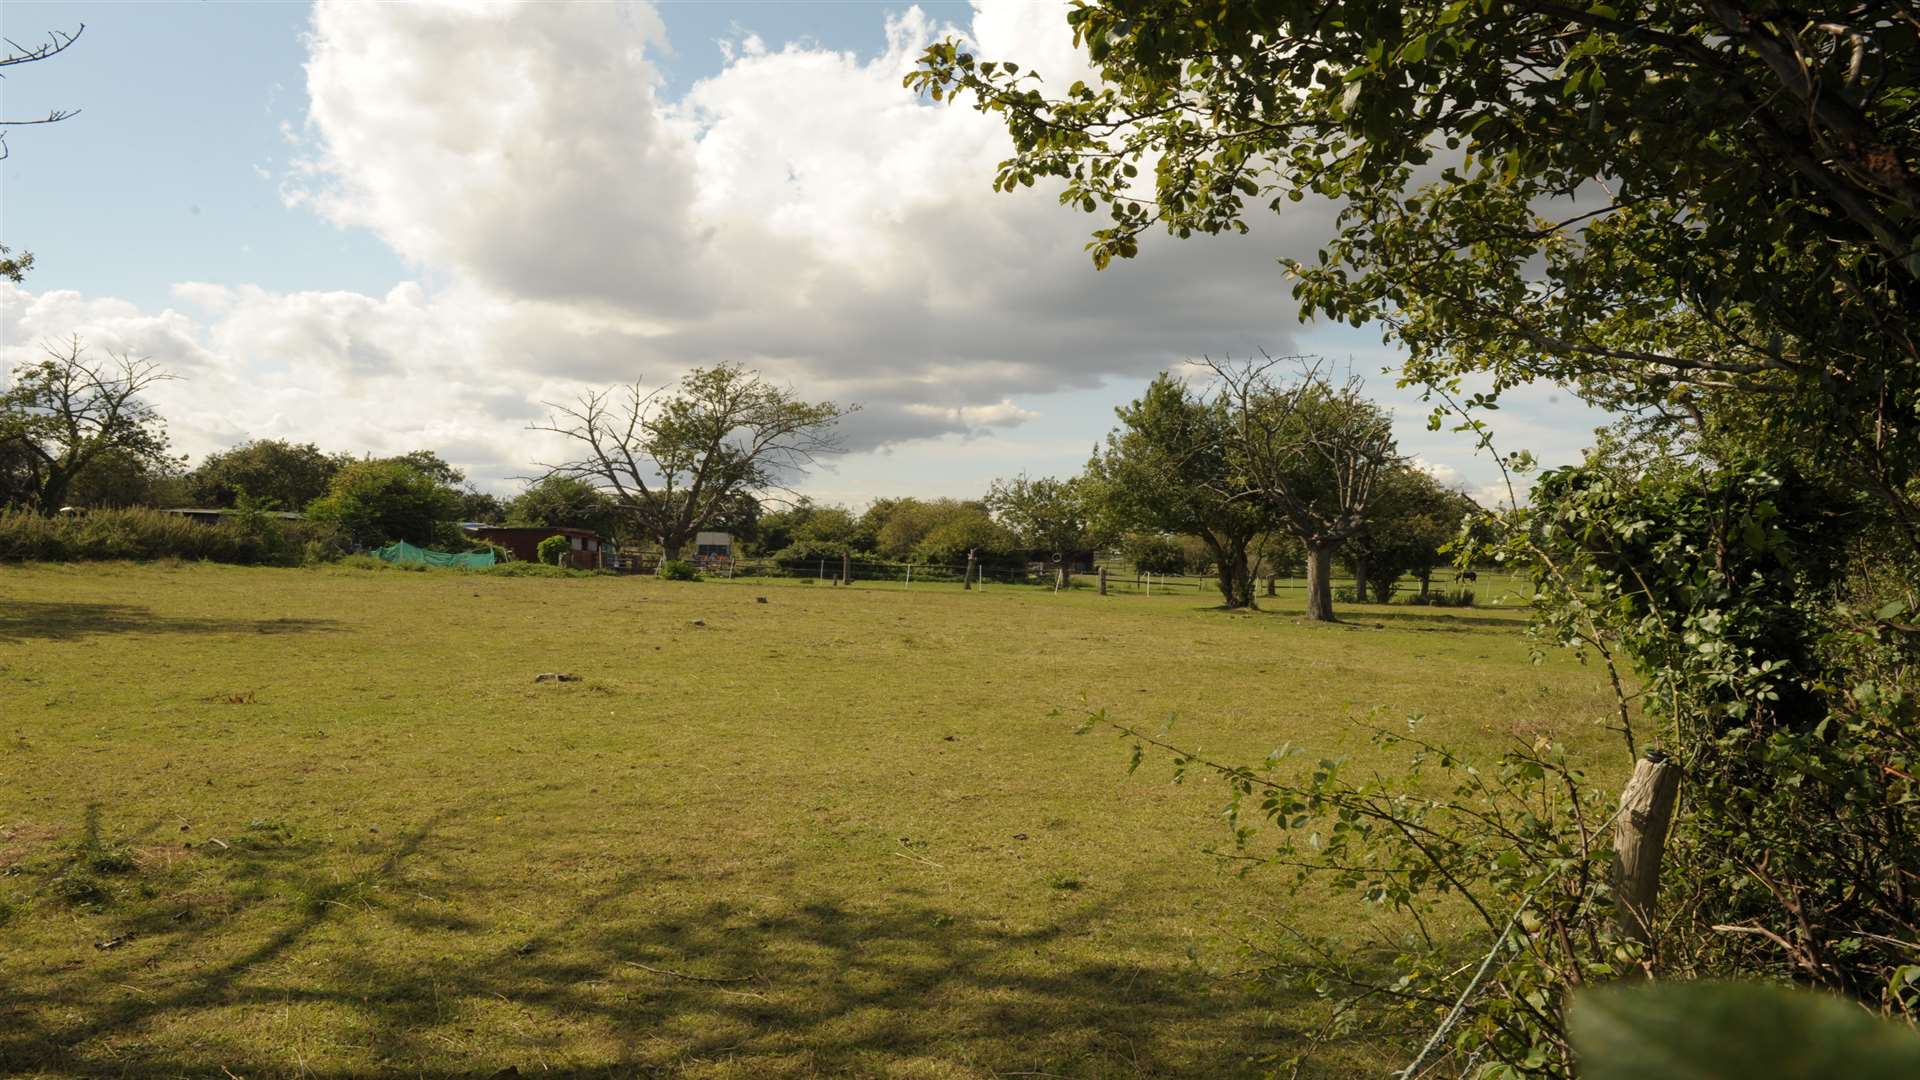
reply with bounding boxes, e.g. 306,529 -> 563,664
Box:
1,562 -> 1620,1078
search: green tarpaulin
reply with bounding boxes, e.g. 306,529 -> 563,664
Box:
374,540 -> 497,568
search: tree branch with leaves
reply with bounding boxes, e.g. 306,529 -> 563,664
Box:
1,336 -> 176,512
531,363 -> 853,564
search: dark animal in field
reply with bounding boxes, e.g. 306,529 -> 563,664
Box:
1457,571 -> 1478,583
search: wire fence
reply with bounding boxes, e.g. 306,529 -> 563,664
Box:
657,553 -> 1531,605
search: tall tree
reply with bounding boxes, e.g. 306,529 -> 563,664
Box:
1213,359 -> 1397,622
506,476 -> 622,537
0,336 -> 175,512
911,2 -> 1920,548
532,363 -> 852,563
305,458 -> 465,548
66,446 -> 188,509
865,497 -> 993,560
986,474 -> 1095,588
1086,372 -> 1275,608
1341,465 -> 1477,602
185,439 -> 351,510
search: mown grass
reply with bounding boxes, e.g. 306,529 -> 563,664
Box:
0,561 -> 1621,1078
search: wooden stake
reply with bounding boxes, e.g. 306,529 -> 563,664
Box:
1611,752 -> 1682,945
1098,567 -> 1108,595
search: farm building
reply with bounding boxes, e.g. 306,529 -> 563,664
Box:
694,531 -> 733,561
159,508 -> 306,524
466,525 -> 607,570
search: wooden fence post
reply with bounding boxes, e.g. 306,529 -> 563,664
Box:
841,551 -> 852,587
1266,576 -> 1277,597
965,550 -> 976,590
1098,567 -> 1108,595
1611,751 -> 1682,945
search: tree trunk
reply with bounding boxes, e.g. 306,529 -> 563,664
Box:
1304,542 -> 1337,622
661,538 -> 684,563
1419,569 -> 1431,598
1351,555 -> 1369,606
1207,535 -> 1256,609
38,467 -> 74,513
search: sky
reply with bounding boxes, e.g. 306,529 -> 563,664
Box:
0,0 -> 1605,508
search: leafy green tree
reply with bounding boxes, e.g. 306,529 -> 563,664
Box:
913,0 -> 1920,547
66,446 -> 188,509
506,477 -> 621,538
915,1 -> 1920,1053
184,439 -> 351,511
753,497 -> 818,556
1117,531 -> 1186,575
533,363 -> 853,563
789,505 -> 871,551
913,509 -> 1023,567
1341,465 -> 1477,602
457,490 -> 507,524
987,473 -> 1096,586
986,474 -> 1092,554
1085,372 -> 1275,608
305,458 -> 464,548
391,449 -> 466,488
1216,361 -> 1398,621
0,336 -> 175,512
863,497 -> 995,560
0,243 -> 34,285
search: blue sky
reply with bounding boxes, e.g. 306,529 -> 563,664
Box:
1,1 -> 1603,505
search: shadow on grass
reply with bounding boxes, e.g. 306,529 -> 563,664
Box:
0,600 -> 340,643
0,805 -> 1312,1079
1351,609 -> 1526,633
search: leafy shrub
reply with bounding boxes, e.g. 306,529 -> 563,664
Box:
658,558 -> 701,581
0,507 -> 334,566
478,562 -> 594,578
771,539 -> 851,562
536,534 -> 569,566
1120,532 -> 1187,575
1405,587 -> 1474,607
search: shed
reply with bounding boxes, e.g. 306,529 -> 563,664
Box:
467,526 -> 605,570
160,507 -> 306,525
694,531 -> 733,561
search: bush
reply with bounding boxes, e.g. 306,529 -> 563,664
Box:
1405,587 -> 1474,607
658,558 -> 701,581
477,562 -> 596,578
771,539 -> 851,562
0,507 -> 340,566
536,534 -> 569,566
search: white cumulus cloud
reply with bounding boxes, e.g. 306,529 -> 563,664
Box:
3,0 -> 1452,495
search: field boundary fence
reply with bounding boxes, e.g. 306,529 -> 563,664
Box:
672,553 -> 1523,605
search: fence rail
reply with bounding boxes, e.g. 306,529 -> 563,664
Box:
645,554 -> 1524,603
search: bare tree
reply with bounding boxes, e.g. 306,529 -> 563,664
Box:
531,363 -> 853,564
1207,356 -> 1398,622
1,23 -> 85,160
1,335 -> 177,512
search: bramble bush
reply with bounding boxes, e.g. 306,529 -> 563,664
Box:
658,558 -> 700,581
1082,457 -> 1919,1077
535,534 -> 569,566
0,506 -> 344,566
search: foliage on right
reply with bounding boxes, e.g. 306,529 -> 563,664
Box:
920,1 -> 1920,1071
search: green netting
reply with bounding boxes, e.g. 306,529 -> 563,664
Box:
374,540 -> 497,568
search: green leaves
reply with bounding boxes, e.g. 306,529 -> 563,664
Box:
1570,982 -> 1920,1080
